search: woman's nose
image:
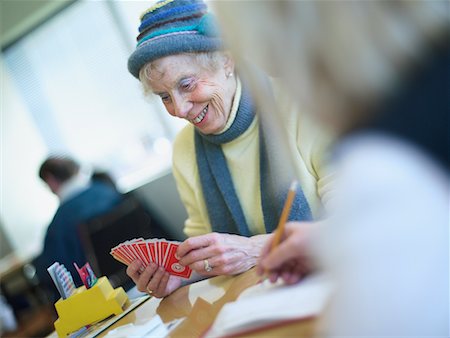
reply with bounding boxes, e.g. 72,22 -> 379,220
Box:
172,94 -> 193,119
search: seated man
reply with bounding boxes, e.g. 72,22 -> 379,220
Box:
33,156 -> 123,301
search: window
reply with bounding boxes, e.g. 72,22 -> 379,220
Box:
4,1 -> 186,192
1,1 -> 186,255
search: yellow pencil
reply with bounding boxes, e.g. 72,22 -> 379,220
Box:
260,180 -> 298,282
271,180 -> 298,251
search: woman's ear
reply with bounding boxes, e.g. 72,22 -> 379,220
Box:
222,51 -> 235,76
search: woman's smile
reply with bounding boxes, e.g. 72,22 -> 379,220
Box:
146,54 -> 236,135
191,105 -> 209,125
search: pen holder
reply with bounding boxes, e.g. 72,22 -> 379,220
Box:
54,276 -> 128,337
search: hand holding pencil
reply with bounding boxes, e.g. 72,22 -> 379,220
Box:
256,181 -> 314,284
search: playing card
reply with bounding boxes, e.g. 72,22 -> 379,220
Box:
137,242 -> 152,265
157,241 -> 162,265
120,239 -> 139,262
111,243 -> 133,264
110,238 -> 191,279
165,243 -> 192,279
147,240 -> 156,264
130,242 -> 148,266
110,248 -> 131,265
161,241 -> 170,267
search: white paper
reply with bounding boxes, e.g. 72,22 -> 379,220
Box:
104,314 -> 168,338
204,274 -> 332,338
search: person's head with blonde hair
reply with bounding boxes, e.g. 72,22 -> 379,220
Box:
215,2 -> 449,336
215,1 -> 449,136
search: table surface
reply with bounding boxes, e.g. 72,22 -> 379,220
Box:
47,268 -> 317,337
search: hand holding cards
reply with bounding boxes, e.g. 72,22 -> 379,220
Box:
110,238 -> 192,279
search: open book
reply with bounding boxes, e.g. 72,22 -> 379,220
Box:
203,274 -> 332,338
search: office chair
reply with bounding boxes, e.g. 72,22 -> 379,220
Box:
77,196 -> 170,291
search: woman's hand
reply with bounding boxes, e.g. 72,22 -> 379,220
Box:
176,233 -> 269,276
126,261 -> 183,298
256,222 -> 314,284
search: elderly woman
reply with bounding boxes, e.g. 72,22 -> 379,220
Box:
125,0 -> 332,298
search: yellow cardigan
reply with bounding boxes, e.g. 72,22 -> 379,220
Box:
172,79 -> 333,237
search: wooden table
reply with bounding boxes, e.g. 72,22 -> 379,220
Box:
47,268 -> 317,337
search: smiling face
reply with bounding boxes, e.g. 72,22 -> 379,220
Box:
143,53 -> 236,135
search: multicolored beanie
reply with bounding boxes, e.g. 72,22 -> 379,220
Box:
127,0 -> 222,79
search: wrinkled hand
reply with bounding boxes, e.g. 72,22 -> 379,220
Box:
126,261 -> 182,298
257,222 -> 314,284
176,233 -> 269,276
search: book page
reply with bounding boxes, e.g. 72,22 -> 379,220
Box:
203,274 -> 332,338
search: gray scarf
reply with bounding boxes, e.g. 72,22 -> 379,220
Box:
195,84 -> 312,236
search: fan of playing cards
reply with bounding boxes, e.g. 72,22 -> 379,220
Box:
110,238 -> 192,279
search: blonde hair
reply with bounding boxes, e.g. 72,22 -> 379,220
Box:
215,1 -> 449,133
138,51 -> 227,96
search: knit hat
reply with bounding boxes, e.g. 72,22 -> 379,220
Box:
128,0 -> 222,79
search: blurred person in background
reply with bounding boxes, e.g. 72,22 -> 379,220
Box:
125,0 -> 334,298
215,1 -> 449,336
33,156 -> 123,301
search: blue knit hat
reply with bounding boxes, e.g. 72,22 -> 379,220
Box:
128,0 -> 222,79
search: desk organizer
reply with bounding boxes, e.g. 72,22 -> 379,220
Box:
54,276 -> 128,337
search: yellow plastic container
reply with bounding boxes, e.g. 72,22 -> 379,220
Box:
54,276 -> 128,337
